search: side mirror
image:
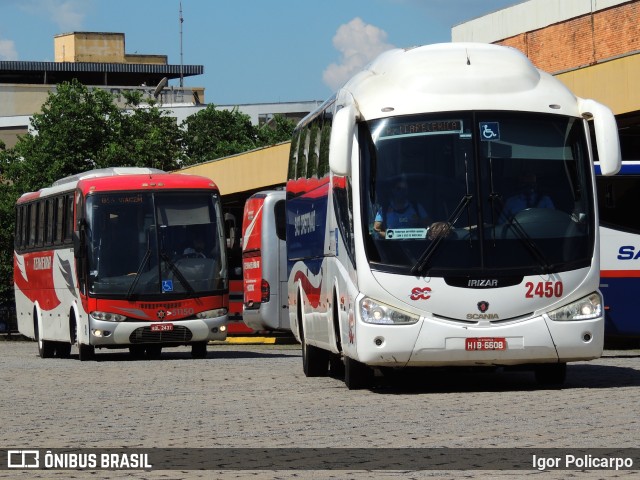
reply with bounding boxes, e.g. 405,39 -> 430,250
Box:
73,231 -> 84,259
328,103 -> 357,176
225,213 -> 237,250
579,98 -> 621,176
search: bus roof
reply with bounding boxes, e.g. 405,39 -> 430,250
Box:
335,42 -> 580,121
16,168 -> 219,204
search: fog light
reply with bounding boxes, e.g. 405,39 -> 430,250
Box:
220,325 -> 227,332
92,329 -> 112,338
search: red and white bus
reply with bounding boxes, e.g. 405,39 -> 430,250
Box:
287,43 -> 621,388
241,190 -> 289,331
14,167 -> 229,360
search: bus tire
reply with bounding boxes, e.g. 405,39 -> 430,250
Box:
78,343 -> 95,361
191,342 -> 208,359
344,356 -> 373,390
302,340 -> 329,377
534,363 -> 566,386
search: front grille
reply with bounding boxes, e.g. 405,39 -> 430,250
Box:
129,326 -> 193,344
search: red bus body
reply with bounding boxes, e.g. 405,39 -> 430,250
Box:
14,168 -> 229,360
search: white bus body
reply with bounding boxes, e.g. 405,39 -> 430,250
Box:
242,190 -> 289,331
286,43 -> 621,388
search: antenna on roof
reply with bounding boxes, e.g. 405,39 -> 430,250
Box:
179,1 -> 184,87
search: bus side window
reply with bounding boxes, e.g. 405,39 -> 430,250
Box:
63,194 -> 74,243
28,203 -> 37,248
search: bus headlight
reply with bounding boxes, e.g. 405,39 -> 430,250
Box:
547,292 -> 602,321
90,311 -> 126,322
196,308 -> 228,319
360,298 -> 419,325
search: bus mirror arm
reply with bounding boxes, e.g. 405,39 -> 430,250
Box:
73,220 -> 86,259
329,103 -> 358,176
579,98 -> 621,176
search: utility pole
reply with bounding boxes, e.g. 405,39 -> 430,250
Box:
179,1 -> 184,87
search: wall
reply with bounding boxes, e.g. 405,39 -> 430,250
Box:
496,1 -> 640,73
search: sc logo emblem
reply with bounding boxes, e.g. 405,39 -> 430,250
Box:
410,287 -> 432,300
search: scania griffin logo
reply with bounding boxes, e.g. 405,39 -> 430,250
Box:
466,301 -> 499,320
157,309 -> 167,320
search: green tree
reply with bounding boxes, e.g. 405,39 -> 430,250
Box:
257,114 -> 297,147
8,79 -> 122,193
0,143 -> 19,306
181,105 -> 295,165
99,90 -> 185,171
0,81 -> 185,307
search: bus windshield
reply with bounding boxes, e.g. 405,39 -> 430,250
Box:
86,191 -> 226,297
361,111 -> 595,276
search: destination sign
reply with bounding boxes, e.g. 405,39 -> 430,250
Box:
100,195 -> 144,205
380,120 -> 463,139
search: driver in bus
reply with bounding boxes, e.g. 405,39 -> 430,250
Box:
499,173 -> 555,223
373,177 -> 431,239
183,234 -> 207,258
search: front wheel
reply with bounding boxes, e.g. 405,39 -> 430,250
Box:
344,356 -> 373,390
78,343 -> 95,361
302,340 -> 329,377
191,342 -> 208,359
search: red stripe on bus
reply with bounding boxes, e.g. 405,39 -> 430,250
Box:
600,270 -> 640,278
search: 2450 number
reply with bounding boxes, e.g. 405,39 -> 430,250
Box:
525,281 -> 563,298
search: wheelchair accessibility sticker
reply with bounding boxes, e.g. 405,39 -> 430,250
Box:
480,122 -> 500,141
162,280 -> 174,292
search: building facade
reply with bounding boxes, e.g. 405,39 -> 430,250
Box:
453,0 -> 640,157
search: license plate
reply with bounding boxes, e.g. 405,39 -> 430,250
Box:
465,337 -> 507,351
150,323 -> 174,332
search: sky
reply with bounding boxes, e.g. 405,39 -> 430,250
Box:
0,0 -> 521,106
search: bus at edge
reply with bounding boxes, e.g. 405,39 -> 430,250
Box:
241,189 -> 289,332
597,160 -> 640,343
286,43 -> 622,389
14,167 -> 229,360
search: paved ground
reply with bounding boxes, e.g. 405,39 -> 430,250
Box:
0,338 -> 639,479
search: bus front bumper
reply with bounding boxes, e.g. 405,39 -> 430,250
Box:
354,315 -> 604,367
88,315 -> 228,347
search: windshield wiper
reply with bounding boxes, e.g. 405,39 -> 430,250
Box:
412,194 -> 473,276
126,248 -> 151,300
502,216 -> 552,274
160,251 -> 196,296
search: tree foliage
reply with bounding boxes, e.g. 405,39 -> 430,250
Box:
0,80 -> 296,306
181,104 -> 295,166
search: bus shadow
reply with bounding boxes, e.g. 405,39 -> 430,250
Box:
81,349 -> 297,362
367,363 -> 640,394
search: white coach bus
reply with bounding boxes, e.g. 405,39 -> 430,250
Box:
286,43 -> 621,389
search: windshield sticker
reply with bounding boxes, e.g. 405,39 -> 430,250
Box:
480,122 -> 500,141
162,280 -> 174,292
386,228 -> 428,240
